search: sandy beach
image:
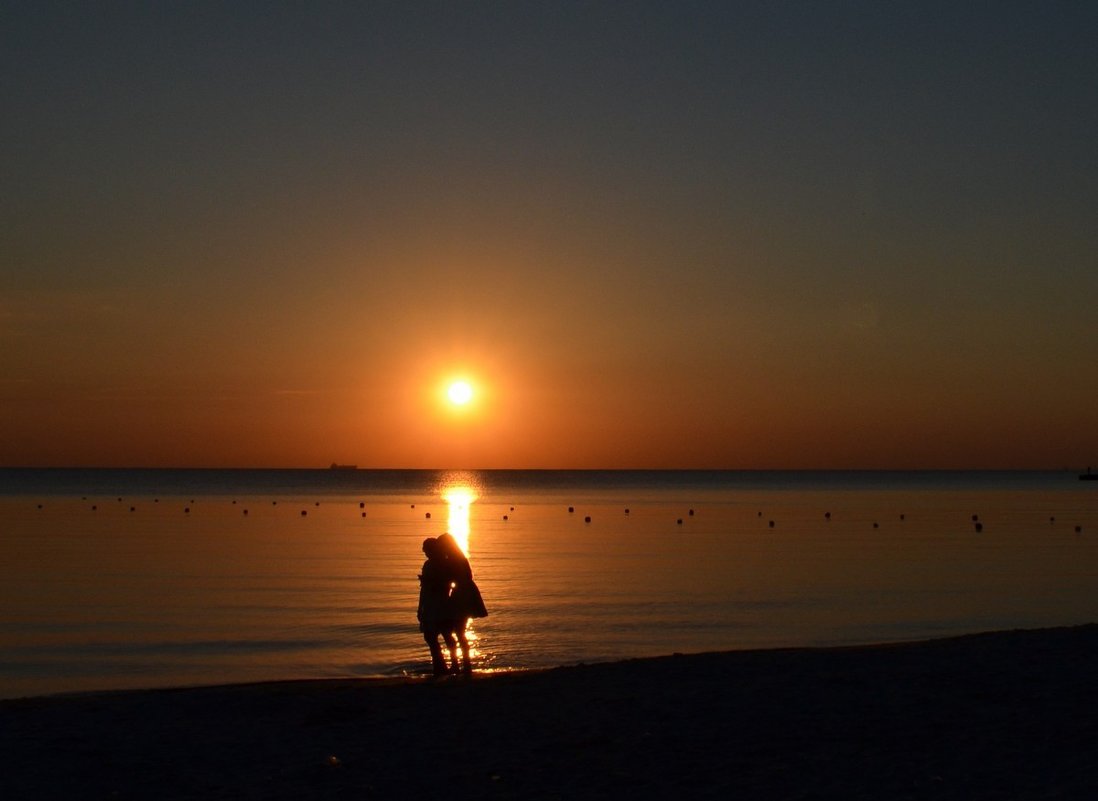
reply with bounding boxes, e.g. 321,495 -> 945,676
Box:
4,625 -> 1098,800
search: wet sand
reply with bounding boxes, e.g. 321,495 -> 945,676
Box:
3,624 -> 1098,800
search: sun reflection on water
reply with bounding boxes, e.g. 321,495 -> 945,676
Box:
441,485 -> 476,556
437,472 -> 484,666
436,471 -> 482,554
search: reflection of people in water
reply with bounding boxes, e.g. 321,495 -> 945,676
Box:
417,537 -> 458,676
436,533 -> 488,674
417,534 -> 488,675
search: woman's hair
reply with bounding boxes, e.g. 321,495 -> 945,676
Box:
436,532 -> 462,557
422,537 -> 439,557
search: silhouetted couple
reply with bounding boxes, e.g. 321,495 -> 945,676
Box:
417,533 -> 488,676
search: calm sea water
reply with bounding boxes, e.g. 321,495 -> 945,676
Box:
1,468 -> 1096,699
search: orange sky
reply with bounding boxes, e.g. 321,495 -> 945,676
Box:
2,4 -> 1096,469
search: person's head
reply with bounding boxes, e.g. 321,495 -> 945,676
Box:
422,537 -> 439,558
436,532 -> 461,557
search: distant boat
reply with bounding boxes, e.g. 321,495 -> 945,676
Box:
329,463 -> 358,471
1081,467 -> 1097,481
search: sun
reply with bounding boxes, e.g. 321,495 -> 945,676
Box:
447,380 -> 474,406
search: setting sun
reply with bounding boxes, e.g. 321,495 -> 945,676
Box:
447,380 -> 474,406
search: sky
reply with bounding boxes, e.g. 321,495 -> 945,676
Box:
2,1 -> 1096,470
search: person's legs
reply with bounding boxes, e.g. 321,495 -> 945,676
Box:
441,630 -> 459,673
422,629 -> 447,676
457,621 -> 472,673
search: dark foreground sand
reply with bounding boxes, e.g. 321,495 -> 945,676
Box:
4,626 -> 1098,800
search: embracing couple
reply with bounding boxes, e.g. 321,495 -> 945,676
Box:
417,533 -> 488,676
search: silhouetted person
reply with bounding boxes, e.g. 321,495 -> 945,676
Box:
417,537 -> 458,676
436,532 -> 488,673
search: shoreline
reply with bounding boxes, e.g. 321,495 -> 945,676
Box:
4,624 -> 1098,799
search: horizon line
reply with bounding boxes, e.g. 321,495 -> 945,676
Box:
0,464 -> 1088,473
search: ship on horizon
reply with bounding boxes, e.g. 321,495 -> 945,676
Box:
329,463 -> 358,471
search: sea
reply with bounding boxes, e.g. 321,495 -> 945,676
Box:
1,468 -> 1096,699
